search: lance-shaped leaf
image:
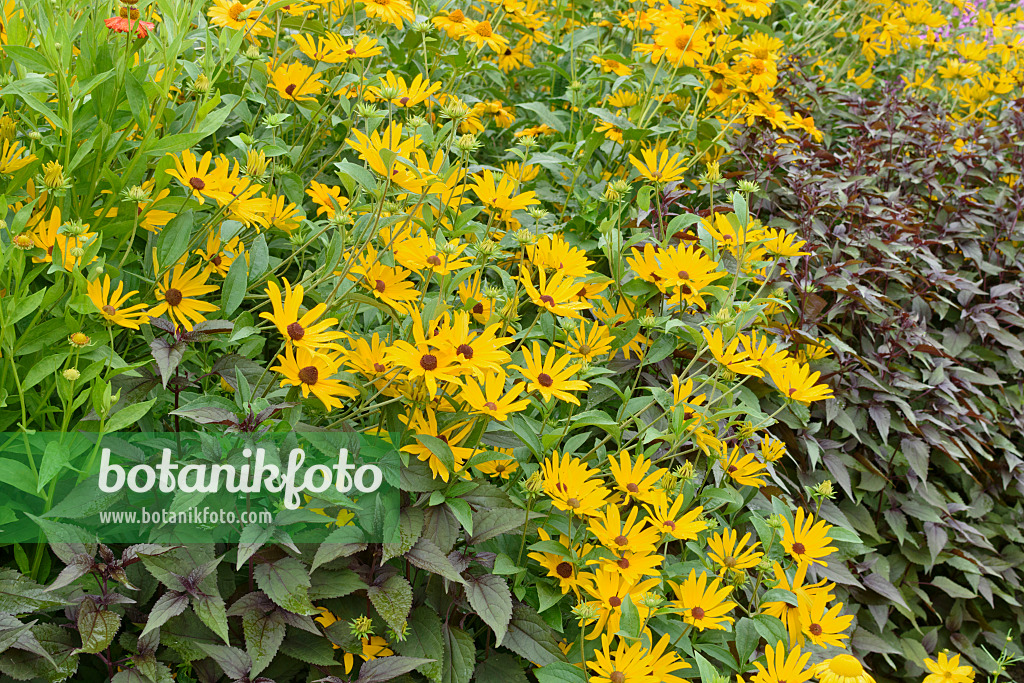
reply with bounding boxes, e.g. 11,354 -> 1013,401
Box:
368,575 -> 412,637
463,574 -> 512,646
150,338 -> 185,388
253,556 -> 316,615
77,599 -> 121,654
198,642 -> 251,682
243,610 -> 286,677
405,537 -> 465,585
142,591 -> 189,636
357,656 -> 436,683
501,603 -> 565,666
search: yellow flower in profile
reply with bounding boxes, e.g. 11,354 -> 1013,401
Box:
520,269 -> 591,319
761,561 -> 835,646
149,263 -> 220,332
271,346 -> 356,412
643,492 -> 706,540
720,447 -> 769,488
268,61 -> 323,102
369,71 -> 442,107
511,342 -> 589,405
541,451 -> 609,517
752,642 -> 814,683
362,0 -> 415,28
591,56 -> 631,76
306,181 -> 349,218
432,8 -> 470,38
629,148 -> 686,184
922,652 -> 975,683
260,279 -> 345,352
669,569 -> 737,631
474,456 -> 518,480
702,327 -> 763,377
762,356 -> 834,403
462,20 -> 509,53
470,169 -> 539,214
814,654 -> 875,683
87,275 -> 151,330
707,529 -> 762,575
459,372 -> 529,421
782,508 -> 837,567
0,139 -> 36,174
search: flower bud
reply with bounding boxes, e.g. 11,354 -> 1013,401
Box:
62,368 -> 80,381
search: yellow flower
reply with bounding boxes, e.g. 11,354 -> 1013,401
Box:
629,148 -> 687,184
363,0 -> 415,28
271,346 -> 357,412
260,279 -> 345,352
922,652 -> 975,683
470,169 -> 539,214
207,0 -> 272,36
798,593 -> 853,648
458,372 -> 529,421
306,181 -> 349,218
607,450 -> 663,505
0,139 -> 35,174
87,275 -> 151,330
813,655 -> 875,683
268,61 -> 323,102
149,262 -> 220,332
541,451 -> 609,518
669,569 -> 737,631
753,642 -> 814,683
782,508 -> 837,567
369,71 -> 442,107
707,529 -> 762,575
510,342 -> 589,405
462,20 -> 509,53
591,56 -> 631,76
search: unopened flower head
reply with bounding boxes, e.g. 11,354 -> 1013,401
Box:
123,185 -> 150,203
246,149 -> 269,178
62,219 -> 90,237
527,207 -> 548,220
62,368 -> 80,381
191,74 -> 211,94
41,161 -> 67,191
812,479 -> 836,500
350,615 -> 374,638
13,233 -> 34,250
440,99 -> 470,121
0,115 -> 15,141
455,133 -> 481,154
737,180 -> 761,194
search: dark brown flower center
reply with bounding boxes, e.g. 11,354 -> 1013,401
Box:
792,542 -> 806,555
287,321 -> 305,340
285,83 -> 296,96
375,279 -> 386,292
539,294 -> 555,306
420,354 -> 438,371
809,623 -> 823,636
298,365 -> 318,385
664,520 -> 676,530
617,557 -> 630,569
555,562 -> 573,578
399,97 -> 410,105
566,497 -> 580,508
374,363 -> 386,373
457,343 -> 474,358
678,270 -> 689,279
472,302 -> 484,314
537,372 -> 553,387
189,177 -> 205,190
426,255 -> 442,266
626,482 -> 639,493
102,305 -> 116,315
164,288 -> 183,306
608,596 -> 621,607
610,672 -> 625,683
485,401 -> 498,411
691,606 -> 705,620
614,535 -> 628,546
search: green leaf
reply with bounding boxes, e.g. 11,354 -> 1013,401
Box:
443,624 -> 476,683
760,588 -> 798,607
405,537 -> 465,584
533,662 -> 587,683
368,575 -> 413,636
617,594 -> 641,638
142,591 -> 189,637
77,599 -> 121,654
752,614 -> 789,650
192,592 -> 230,644
359,656 -> 437,683
156,211 -> 193,273
5,46 -> 52,73
694,651 -> 717,683
124,70 -> 150,132
735,617 -> 759,664
23,353 -> 67,391
37,441 -> 72,492
253,557 -> 316,615
446,497 -> 474,536
464,574 -> 512,646
931,576 -> 975,599
396,607 -> 444,683
105,398 -> 157,433
501,603 -> 565,666
242,611 -> 285,677
474,653 -> 528,683
515,102 -> 566,133
220,255 -> 248,316
415,435 -> 456,474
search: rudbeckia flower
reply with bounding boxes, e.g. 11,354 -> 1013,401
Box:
511,342 -> 589,405
271,346 -> 357,412
149,262 -> 220,332
782,508 -> 837,567
260,279 -> 345,352
87,275 -> 151,330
